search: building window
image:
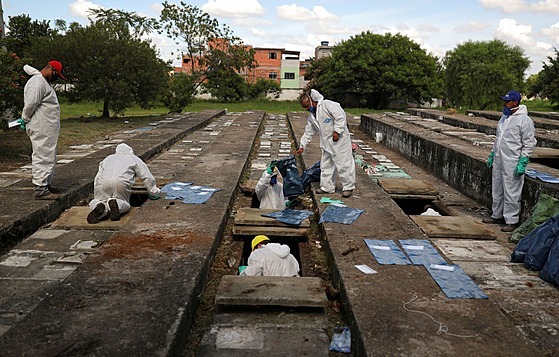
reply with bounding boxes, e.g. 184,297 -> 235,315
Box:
269,72 -> 278,79
183,58 -> 191,64
284,72 -> 295,80
269,52 -> 277,59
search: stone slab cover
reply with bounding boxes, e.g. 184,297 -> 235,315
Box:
51,206 -> 138,230
410,215 -> 496,240
215,275 -> 326,307
378,178 -> 439,196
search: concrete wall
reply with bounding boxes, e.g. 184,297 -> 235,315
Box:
360,114 -> 559,221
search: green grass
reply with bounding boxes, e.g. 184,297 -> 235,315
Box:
524,99 -> 559,112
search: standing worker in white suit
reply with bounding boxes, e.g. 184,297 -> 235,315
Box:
20,60 -> 66,200
295,89 -> 356,198
484,90 -> 537,232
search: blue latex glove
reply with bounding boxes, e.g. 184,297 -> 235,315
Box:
486,151 -> 494,168
16,119 -> 26,130
515,156 -> 529,175
148,193 -> 161,200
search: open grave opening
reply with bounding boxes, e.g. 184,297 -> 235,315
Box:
239,236 -> 303,276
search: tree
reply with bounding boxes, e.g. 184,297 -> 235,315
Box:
162,73 -> 195,113
27,9 -> 169,117
304,31 -> 441,109
1,14 -> 54,58
525,73 -> 541,99
247,79 -> 281,100
443,40 -> 530,109
533,48 -> 559,105
159,1 -> 255,102
0,51 -> 28,119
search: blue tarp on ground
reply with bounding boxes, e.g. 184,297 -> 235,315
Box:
319,205 -> 364,225
261,209 -> 314,226
526,169 -> 559,184
426,264 -> 488,299
363,239 -> 411,265
161,181 -> 221,204
399,239 -> 447,266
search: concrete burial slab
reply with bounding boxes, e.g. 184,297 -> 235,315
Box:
410,215 -> 496,239
234,208 -> 310,228
50,206 -> 138,230
239,179 -> 258,195
232,225 -> 307,238
532,147 -> 559,159
215,276 -> 326,307
378,178 -> 439,196
433,239 -> 512,262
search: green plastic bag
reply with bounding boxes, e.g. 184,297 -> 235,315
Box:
511,193 -> 559,243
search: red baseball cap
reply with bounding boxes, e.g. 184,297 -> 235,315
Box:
48,60 -> 66,80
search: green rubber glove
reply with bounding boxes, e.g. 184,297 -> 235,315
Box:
486,151 -> 494,168
148,193 -> 161,200
515,156 -> 529,175
238,265 -> 247,274
266,160 -> 277,175
16,119 -> 26,130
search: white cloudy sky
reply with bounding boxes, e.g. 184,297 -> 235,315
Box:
3,0 -> 559,75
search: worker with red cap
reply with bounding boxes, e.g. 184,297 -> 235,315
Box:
19,60 -> 66,199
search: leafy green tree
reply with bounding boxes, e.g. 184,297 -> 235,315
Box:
443,40 -> 530,109
305,31 -> 441,109
159,1 -> 255,102
0,51 -> 29,120
162,73 -> 195,113
1,14 -> 54,57
525,73 -> 541,99
27,9 -> 169,117
247,79 -> 281,99
533,48 -> 559,105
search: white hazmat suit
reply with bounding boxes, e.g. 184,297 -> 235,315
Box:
240,243 -> 300,277
255,171 -> 286,210
89,143 -> 160,218
22,65 -> 60,190
299,89 -> 355,193
491,104 -> 537,224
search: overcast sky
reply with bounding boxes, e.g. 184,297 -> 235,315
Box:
3,0 -> 559,75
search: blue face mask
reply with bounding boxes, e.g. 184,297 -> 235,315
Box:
503,106 -> 512,116
309,105 -> 315,114
270,175 -> 277,185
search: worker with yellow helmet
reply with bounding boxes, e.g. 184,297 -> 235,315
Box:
239,235 -> 300,277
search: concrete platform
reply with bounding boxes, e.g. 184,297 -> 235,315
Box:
51,206 -> 139,230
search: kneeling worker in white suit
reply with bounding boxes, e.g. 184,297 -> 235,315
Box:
240,235 -> 300,277
87,143 -> 160,224
254,161 -> 286,210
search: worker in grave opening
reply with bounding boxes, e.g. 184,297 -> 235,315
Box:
87,143 -> 160,224
254,161 -> 286,210
239,235 -> 300,277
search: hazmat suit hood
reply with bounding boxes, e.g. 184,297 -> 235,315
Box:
310,89 -> 324,102
115,143 -> 134,155
265,243 -> 291,259
23,65 -> 41,76
512,104 -> 528,116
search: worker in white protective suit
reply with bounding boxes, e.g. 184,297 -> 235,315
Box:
239,235 -> 300,277
21,61 -> 66,200
484,91 -> 537,233
295,89 -> 356,198
254,161 -> 286,210
87,143 -> 161,224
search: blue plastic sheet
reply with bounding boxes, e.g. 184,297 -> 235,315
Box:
526,169 -> 559,184
364,239 -> 411,265
319,205 -> 364,225
511,215 -> 559,266
261,209 -> 313,226
399,239 -> 447,266
524,216 -> 559,271
275,156 -> 304,199
426,264 -> 488,299
329,326 -> 351,353
160,181 -> 221,204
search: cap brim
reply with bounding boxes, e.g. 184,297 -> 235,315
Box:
58,73 -> 66,80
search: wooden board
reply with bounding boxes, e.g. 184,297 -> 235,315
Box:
51,206 -> 138,230
233,225 -> 307,238
410,215 -> 496,240
533,147 -> 559,159
131,177 -> 174,191
378,178 -> 439,196
235,208 -> 310,228
215,275 -> 326,307
240,179 -> 258,195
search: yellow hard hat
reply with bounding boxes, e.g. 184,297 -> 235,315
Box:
251,235 -> 270,251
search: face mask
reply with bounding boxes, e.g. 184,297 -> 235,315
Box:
309,105 -> 315,114
503,106 -> 518,116
270,176 -> 277,185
